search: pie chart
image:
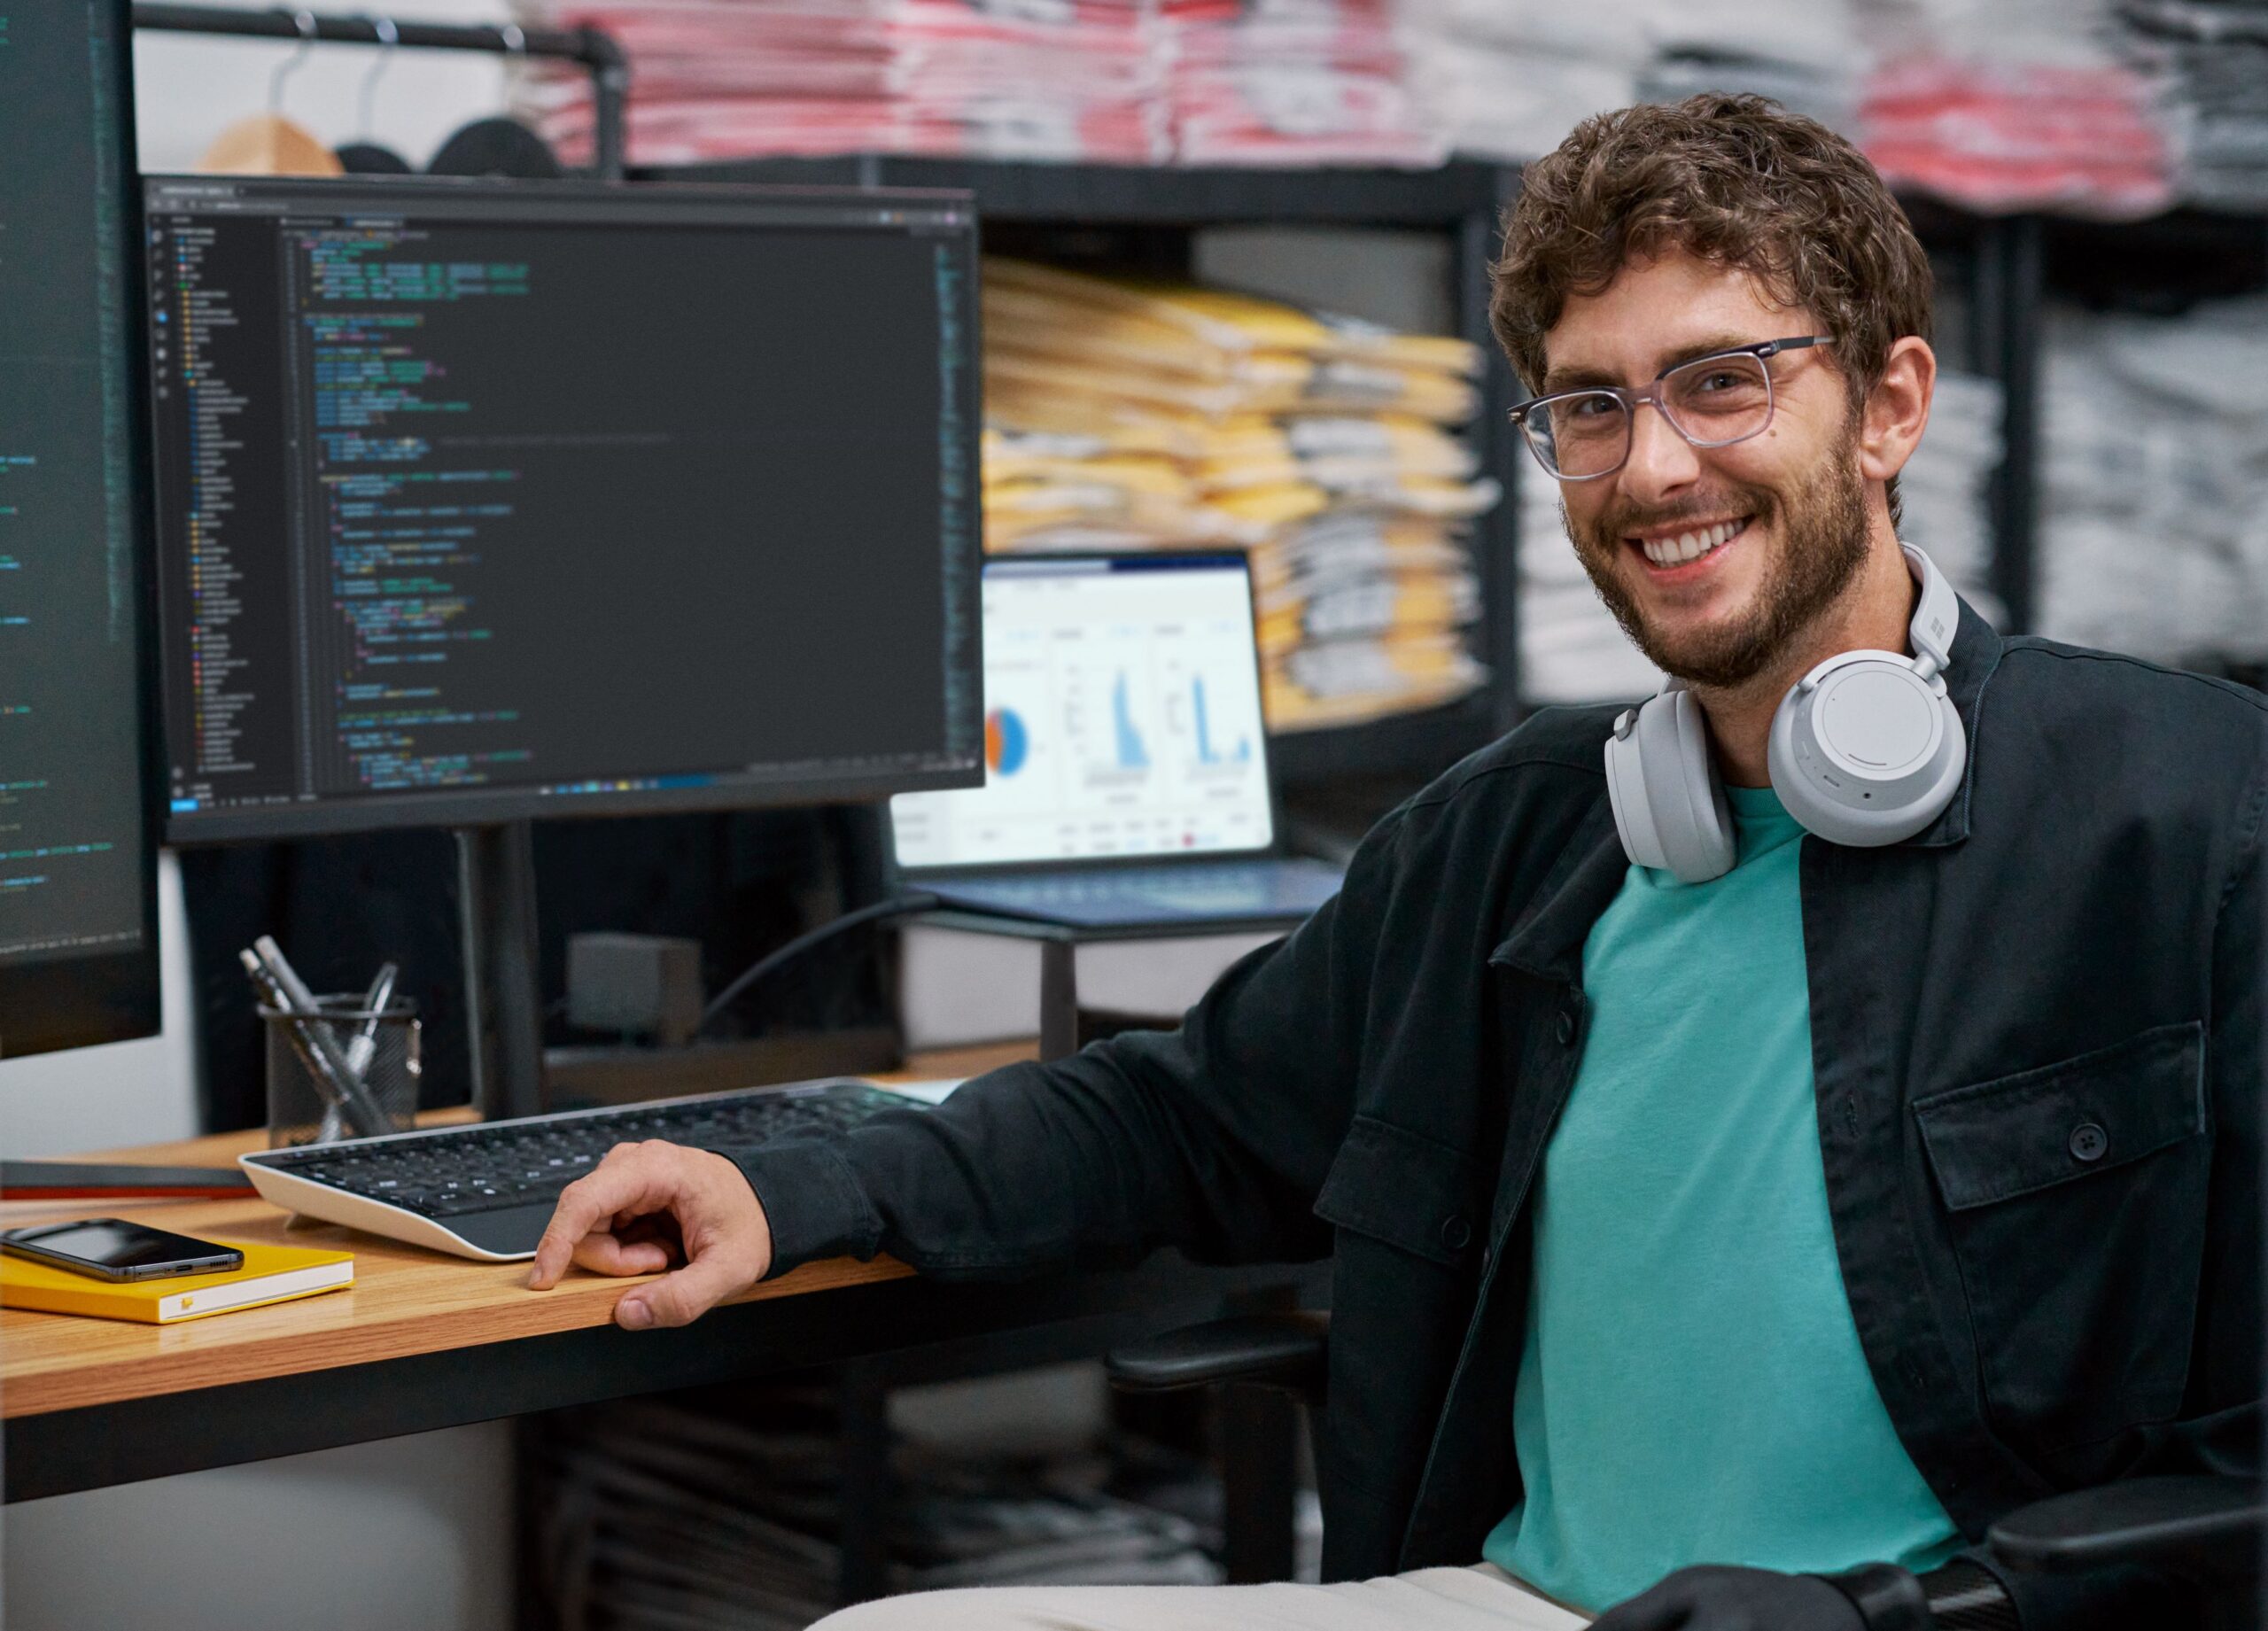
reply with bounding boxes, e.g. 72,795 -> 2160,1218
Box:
985,706 -> 1029,777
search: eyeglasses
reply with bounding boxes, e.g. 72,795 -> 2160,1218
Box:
1509,336 -> 1834,481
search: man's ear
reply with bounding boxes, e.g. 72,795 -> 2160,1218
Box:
1859,336 -> 1935,484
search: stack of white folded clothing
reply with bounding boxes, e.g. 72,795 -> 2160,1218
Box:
1897,367 -> 2006,626
2037,295 -> 2268,669
1160,0 -> 1444,167
980,257 -> 1499,731
2115,0 -> 2268,212
1514,471 -> 1659,706
1394,1 -> 1647,163
1395,0 -> 1858,165
1637,0 -> 1865,134
512,0 -> 1167,166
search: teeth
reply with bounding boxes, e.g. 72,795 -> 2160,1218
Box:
1641,517 -> 1745,567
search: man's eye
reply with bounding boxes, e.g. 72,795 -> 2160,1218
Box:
1565,396 -> 1618,419
1692,369 -> 1746,393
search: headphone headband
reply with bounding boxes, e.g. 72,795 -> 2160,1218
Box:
1902,543 -> 1957,680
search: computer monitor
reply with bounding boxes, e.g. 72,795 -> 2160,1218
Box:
145,175 -> 984,843
0,1 -> 164,1058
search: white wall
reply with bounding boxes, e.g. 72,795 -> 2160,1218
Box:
2,1424 -> 515,1631
0,852 -> 198,1158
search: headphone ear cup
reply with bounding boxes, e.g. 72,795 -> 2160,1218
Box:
1769,654 -> 1967,846
1605,690 -> 1736,883
1605,708 -> 1666,872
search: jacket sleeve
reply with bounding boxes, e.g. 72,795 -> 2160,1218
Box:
715,812 -> 1406,1283
1983,754 -> 2266,1631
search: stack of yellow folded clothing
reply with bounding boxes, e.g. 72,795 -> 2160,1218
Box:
982,258 -> 1499,731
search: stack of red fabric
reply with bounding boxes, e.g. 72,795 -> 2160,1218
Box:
522,0 -> 1446,169
526,0 -> 1167,167
1858,55 -> 2175,217
894,0 -> 1165,162
1159,0 -> 1443,167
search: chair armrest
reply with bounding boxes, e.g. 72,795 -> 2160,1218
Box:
1105,1312 -> 1330,1405
1986,1476 -> 2266,1582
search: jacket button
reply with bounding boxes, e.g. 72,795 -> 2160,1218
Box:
1440,1215 -> 1473,1251
1555,1009 -> 1578,1045
2070,1122 -> 2109,1163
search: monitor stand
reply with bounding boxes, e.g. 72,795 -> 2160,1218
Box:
454,821 -> 546,1122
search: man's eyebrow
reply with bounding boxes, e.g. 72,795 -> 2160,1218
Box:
1540,332 -> 1770,395
1540,361 -> 1621,394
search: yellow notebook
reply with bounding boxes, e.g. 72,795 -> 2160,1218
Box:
0,1239 -> 353,1324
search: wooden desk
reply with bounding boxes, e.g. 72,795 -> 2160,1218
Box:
4,1044 -> 1319,1503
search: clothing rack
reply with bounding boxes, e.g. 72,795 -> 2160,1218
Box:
130,3 -> 629,180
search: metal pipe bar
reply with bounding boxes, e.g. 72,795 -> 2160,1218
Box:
129,4 -> 629,178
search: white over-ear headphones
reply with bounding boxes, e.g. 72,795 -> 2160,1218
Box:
1604,544 -> 1966,884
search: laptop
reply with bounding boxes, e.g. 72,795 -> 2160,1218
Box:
889,552 -> 1345,929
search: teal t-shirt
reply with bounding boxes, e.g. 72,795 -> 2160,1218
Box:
1482,786 -> 1960,1612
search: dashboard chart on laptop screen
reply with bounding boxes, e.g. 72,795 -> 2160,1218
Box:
892,555 -> 1275,867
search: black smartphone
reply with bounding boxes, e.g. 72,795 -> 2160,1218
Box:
0,1218 -> 245,1281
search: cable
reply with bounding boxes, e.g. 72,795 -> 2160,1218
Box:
695,891 -> 941,1038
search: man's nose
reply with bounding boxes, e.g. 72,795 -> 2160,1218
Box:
1616,402 -> 1701,506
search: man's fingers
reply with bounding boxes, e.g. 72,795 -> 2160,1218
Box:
571,1231 -> 675,1278
614,1247 -> 752,1330
528,1145 -> 666,1288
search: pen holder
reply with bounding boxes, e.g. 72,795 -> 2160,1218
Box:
262,997 -> 421,1149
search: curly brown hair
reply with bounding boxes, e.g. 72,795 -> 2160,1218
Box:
1491,94 -> 1933,519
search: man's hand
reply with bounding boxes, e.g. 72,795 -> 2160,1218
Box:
1589,1565 -> 1865,1631
526,1140 -> 774,1330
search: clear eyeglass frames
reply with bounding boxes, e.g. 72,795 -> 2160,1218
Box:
1509,336 -> 1833,482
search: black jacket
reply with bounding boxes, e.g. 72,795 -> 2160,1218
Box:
729,607 -> 2266,1627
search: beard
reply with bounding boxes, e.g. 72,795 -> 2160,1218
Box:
1565,422 -> 1871,690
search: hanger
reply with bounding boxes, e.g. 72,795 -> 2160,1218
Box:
427,22 -> 565,178
336,15 -> 413,174
198,9 -> 345,177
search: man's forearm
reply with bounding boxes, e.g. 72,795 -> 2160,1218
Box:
721,982 -> 1347,1281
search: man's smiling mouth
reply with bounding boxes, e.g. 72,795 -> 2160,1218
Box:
1629,514 -> 1753,570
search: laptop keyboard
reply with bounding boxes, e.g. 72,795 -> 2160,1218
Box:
250,1080 -> 913,1223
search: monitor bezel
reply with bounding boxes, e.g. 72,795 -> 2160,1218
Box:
144,173 -> 987,846
0,0 -> 165,1057
889,549 -> 1285,880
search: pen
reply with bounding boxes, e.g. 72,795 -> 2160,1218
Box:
252,936 -> 392,1138
346,960 -> 399,1077
240,949 -> 353,1140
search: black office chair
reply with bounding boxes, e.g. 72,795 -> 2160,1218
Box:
1107,1314 -> 2266,1627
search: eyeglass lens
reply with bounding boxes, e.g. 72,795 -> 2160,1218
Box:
1525,351 -> 1776,479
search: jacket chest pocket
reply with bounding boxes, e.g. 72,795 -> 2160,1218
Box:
1915,1021 -> 2211,1457
1315,1115 -> 1485,1267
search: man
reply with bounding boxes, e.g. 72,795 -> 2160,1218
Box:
531,96 -> 2264,1631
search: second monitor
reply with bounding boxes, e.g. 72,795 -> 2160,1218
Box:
146,176 -> 985,843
